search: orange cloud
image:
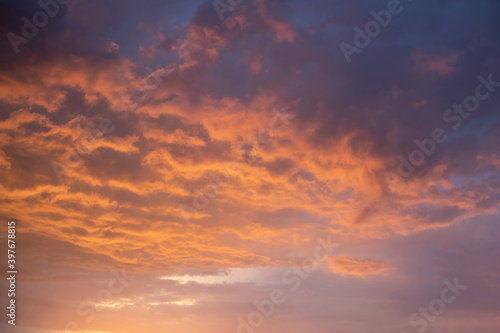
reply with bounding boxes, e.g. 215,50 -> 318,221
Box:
327,255 -> 391,278
256,0 -> 298,43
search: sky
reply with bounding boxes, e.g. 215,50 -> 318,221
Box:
0,0 -> 500,332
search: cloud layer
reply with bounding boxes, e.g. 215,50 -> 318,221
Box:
1,0 -> 500,332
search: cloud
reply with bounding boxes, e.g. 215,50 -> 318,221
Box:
327,255 -> 391,278
412,51 -> 459,77
1,0 -> 500,332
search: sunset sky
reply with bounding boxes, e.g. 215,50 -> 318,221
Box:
1,0 -> 500,332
